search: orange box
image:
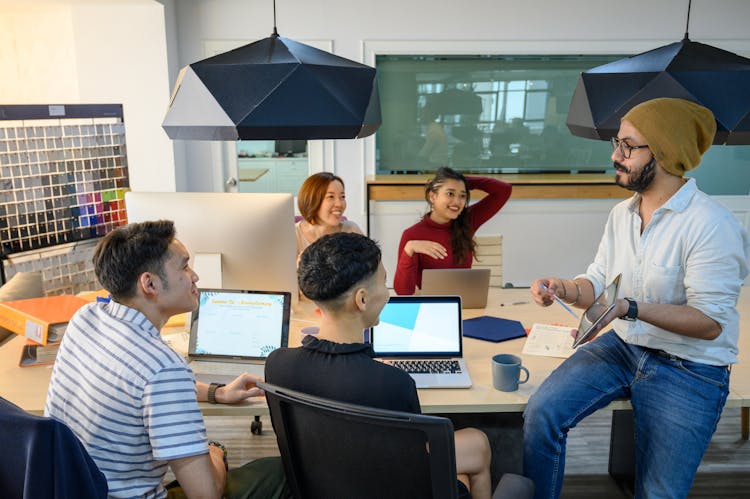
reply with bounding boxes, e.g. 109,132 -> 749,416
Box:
0,295 -> 89,345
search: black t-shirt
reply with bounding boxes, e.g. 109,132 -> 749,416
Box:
265,335 -> 420,414
265,335 -> 471,499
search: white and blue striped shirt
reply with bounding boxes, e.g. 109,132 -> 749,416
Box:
45,301 -> 208,498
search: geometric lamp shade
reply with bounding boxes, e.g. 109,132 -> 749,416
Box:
162,34 -> 381,141
567,38 -> 750,145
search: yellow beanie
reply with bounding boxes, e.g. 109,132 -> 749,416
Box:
621,98 -> 716,177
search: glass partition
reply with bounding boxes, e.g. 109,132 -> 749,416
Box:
374,54 -> 750,195
236,140 -> 309,195
376,54 -> 623,174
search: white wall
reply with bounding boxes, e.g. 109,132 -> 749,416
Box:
165,0 -> 750,283
0,0 -> 174,191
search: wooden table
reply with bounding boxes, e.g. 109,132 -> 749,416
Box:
4,288 -> 745,428
2,287 -> 746,489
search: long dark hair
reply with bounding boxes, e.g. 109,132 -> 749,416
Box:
425,167 -> 476,265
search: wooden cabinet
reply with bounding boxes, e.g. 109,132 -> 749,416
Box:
238,158 -> 308,194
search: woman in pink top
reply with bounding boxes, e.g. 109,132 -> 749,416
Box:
394,167 -> 512,295
295,172 -> 362,258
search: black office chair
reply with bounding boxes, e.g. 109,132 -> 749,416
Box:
0,397 -> 108,498
260,381 -> 460,499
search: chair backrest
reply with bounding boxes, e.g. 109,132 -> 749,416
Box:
473,235 -> 503,287
0,397 -> 108,499
260,381 -> 459,499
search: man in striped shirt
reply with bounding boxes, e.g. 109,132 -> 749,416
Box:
45,220 -> 289,499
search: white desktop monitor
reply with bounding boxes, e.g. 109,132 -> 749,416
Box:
125,192 -> 298,302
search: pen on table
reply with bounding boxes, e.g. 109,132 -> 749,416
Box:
540,283 -> 579,320
500,301 -> 530,307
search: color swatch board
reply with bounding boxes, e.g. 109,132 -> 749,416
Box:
0,104 -> 130,256
3,238 -> 100,296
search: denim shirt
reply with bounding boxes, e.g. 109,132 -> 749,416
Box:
579,178 -> 750,365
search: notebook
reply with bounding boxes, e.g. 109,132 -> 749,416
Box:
421,268 -> 491,308
187,289 -> 291,383
370,295 -> 472,389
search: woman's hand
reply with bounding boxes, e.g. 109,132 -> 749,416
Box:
404,240 -> 448,259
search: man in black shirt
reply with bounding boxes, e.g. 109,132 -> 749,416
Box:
266,232 -> 491,499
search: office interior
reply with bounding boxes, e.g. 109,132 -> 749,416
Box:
3,0 -> 749,287
2,0 -> 750,496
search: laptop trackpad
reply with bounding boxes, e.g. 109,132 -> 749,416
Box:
410,373 -> 472,389
411,373 -> 440,389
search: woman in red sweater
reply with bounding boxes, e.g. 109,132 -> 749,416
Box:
394,167 -> 512,295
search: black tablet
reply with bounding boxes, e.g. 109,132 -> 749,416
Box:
572,274 -> 622,348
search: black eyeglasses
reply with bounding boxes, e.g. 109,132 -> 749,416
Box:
611,137 -> 649,159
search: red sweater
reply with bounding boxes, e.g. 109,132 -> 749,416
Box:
394,176 -> 512,295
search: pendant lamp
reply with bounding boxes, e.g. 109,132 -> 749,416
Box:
566,0 -> 750,145
162,2 -> 381,141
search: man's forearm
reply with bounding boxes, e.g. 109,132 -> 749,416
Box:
560,278 -> 596,309
629,301 -> 722,340
196,381 -> 209,402
562,278 -> 722,340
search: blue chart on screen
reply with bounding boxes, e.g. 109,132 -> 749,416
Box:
379,302 -> 420,331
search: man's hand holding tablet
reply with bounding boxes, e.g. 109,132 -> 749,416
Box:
531,274 -> 624,347
571,274 -> 622,348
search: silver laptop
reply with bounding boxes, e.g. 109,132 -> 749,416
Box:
421,268 -> 491,309
188,288 -> 291,383
370,295 -> 472,389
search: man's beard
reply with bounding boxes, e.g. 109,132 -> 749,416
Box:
614,156 -> 656,193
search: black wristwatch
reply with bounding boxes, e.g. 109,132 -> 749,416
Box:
620,297 -> 638,321
207,382 -> 226,404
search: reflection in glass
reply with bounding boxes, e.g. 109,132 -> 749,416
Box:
375,54 -> 750,194
376,54 -> 623,175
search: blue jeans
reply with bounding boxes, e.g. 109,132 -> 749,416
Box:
523,331 -> 729,499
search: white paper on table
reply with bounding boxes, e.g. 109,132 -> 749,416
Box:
522,323 -> 576,358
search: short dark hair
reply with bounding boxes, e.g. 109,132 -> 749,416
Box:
93,220 -> 176,300
297,172 -> 346,224
298,232 -> 381,307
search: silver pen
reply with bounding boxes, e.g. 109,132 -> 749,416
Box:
540,283 -> 579,320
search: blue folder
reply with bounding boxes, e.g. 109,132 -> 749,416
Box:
462,316 -> 527,343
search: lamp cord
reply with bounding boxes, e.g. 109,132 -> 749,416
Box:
272,0 -> 278,37
683,0 -> 691,40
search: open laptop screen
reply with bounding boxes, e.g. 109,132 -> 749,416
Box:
370,296 -> 463,358
188,289 -> 290,361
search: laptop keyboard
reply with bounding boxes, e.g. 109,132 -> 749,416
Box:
391,360 -> 463,375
